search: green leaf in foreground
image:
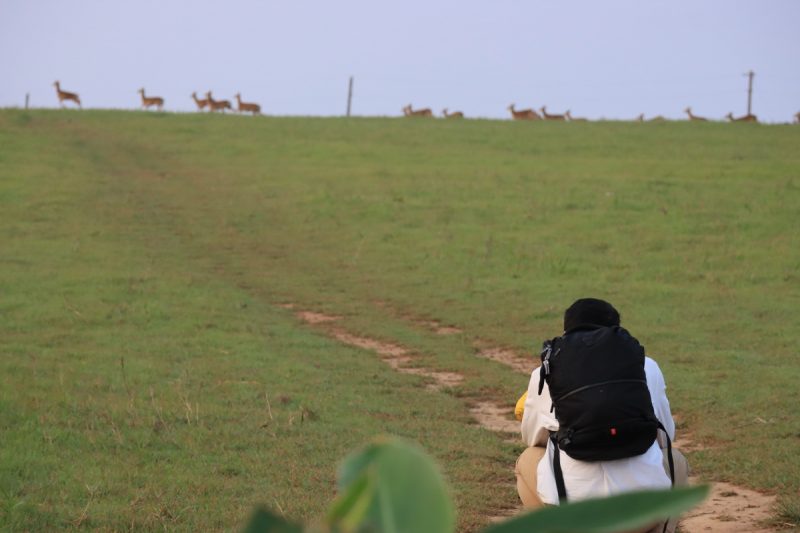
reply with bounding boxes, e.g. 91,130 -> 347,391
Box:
327,436 -> 455,533
482,485 -> 709,533
242,506 -> 305,533
326,471 -> 375,532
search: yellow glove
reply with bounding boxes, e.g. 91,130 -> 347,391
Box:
514,391 -> 528,421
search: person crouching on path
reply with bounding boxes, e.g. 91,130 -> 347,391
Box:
515,298 -> 690,533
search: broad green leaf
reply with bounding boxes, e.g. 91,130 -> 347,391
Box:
482,485 -> 709,533
327,436 -> 455,533
326,470 -> 376,531
242,506 -> 305,533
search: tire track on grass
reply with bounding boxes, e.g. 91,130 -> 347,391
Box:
284,304 -> 522,524
284,305 -> 463,391
285,306 -> 522,431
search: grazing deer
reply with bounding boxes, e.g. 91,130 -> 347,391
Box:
192,92 -> 209,111
726,112 -> 758,123
565,111 -> 587,122
684,107 -> 708,121
234,93 -> 261,115
206,91 -> 232,113
402,104 -> 433,117
442,108 -> 464,118
53,81 -> 81,108
138,88 -> 164,111
507,104 -> 540,120
540,106 -> 567,121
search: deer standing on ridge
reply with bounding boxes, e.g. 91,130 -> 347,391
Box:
684,107 -> 708,121
540,106 -> 567,121
507,104 -> 540,120
192,92 -> 209,111
206,91 -> 232,113
442,108 -> 464,118
402,104 -> 433,117
726,112 -> 758,123
138,88 -> 164,111
53,81 -> 81,108
234,93 -> 261,115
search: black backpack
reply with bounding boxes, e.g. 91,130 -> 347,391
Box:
537,325 -> 674,502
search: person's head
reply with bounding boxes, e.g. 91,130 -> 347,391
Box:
563,298 -> 620,332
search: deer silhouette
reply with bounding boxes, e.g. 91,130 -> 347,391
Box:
53,81 -> 81,108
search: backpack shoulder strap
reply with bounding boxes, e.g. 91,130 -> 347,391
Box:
549,432 -> 568,503
657,423 -> 675,533
538,338 -> 559,395
658,421 -> 675,487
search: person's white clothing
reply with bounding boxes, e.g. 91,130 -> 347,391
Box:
520,356 -> 675,505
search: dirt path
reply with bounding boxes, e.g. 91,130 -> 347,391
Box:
287,305 -> 778,531
287,305 -> 463,391
473,343 -> 534,375
681,479 -> 776,532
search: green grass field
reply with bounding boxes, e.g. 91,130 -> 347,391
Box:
1,109 -> 799,531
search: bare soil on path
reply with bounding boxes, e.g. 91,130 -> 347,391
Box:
288,305 -> 778,532
681,479 -> 776,532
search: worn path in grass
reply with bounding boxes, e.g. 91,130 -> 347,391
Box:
289,304 -> 778,531
0,110 -> 523,531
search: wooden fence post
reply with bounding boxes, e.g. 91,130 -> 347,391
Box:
346,76 -> 353,117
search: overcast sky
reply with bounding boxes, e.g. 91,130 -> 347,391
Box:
2,0 -> 799,122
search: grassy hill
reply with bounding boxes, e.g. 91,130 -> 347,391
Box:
1,109 -> 799,531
